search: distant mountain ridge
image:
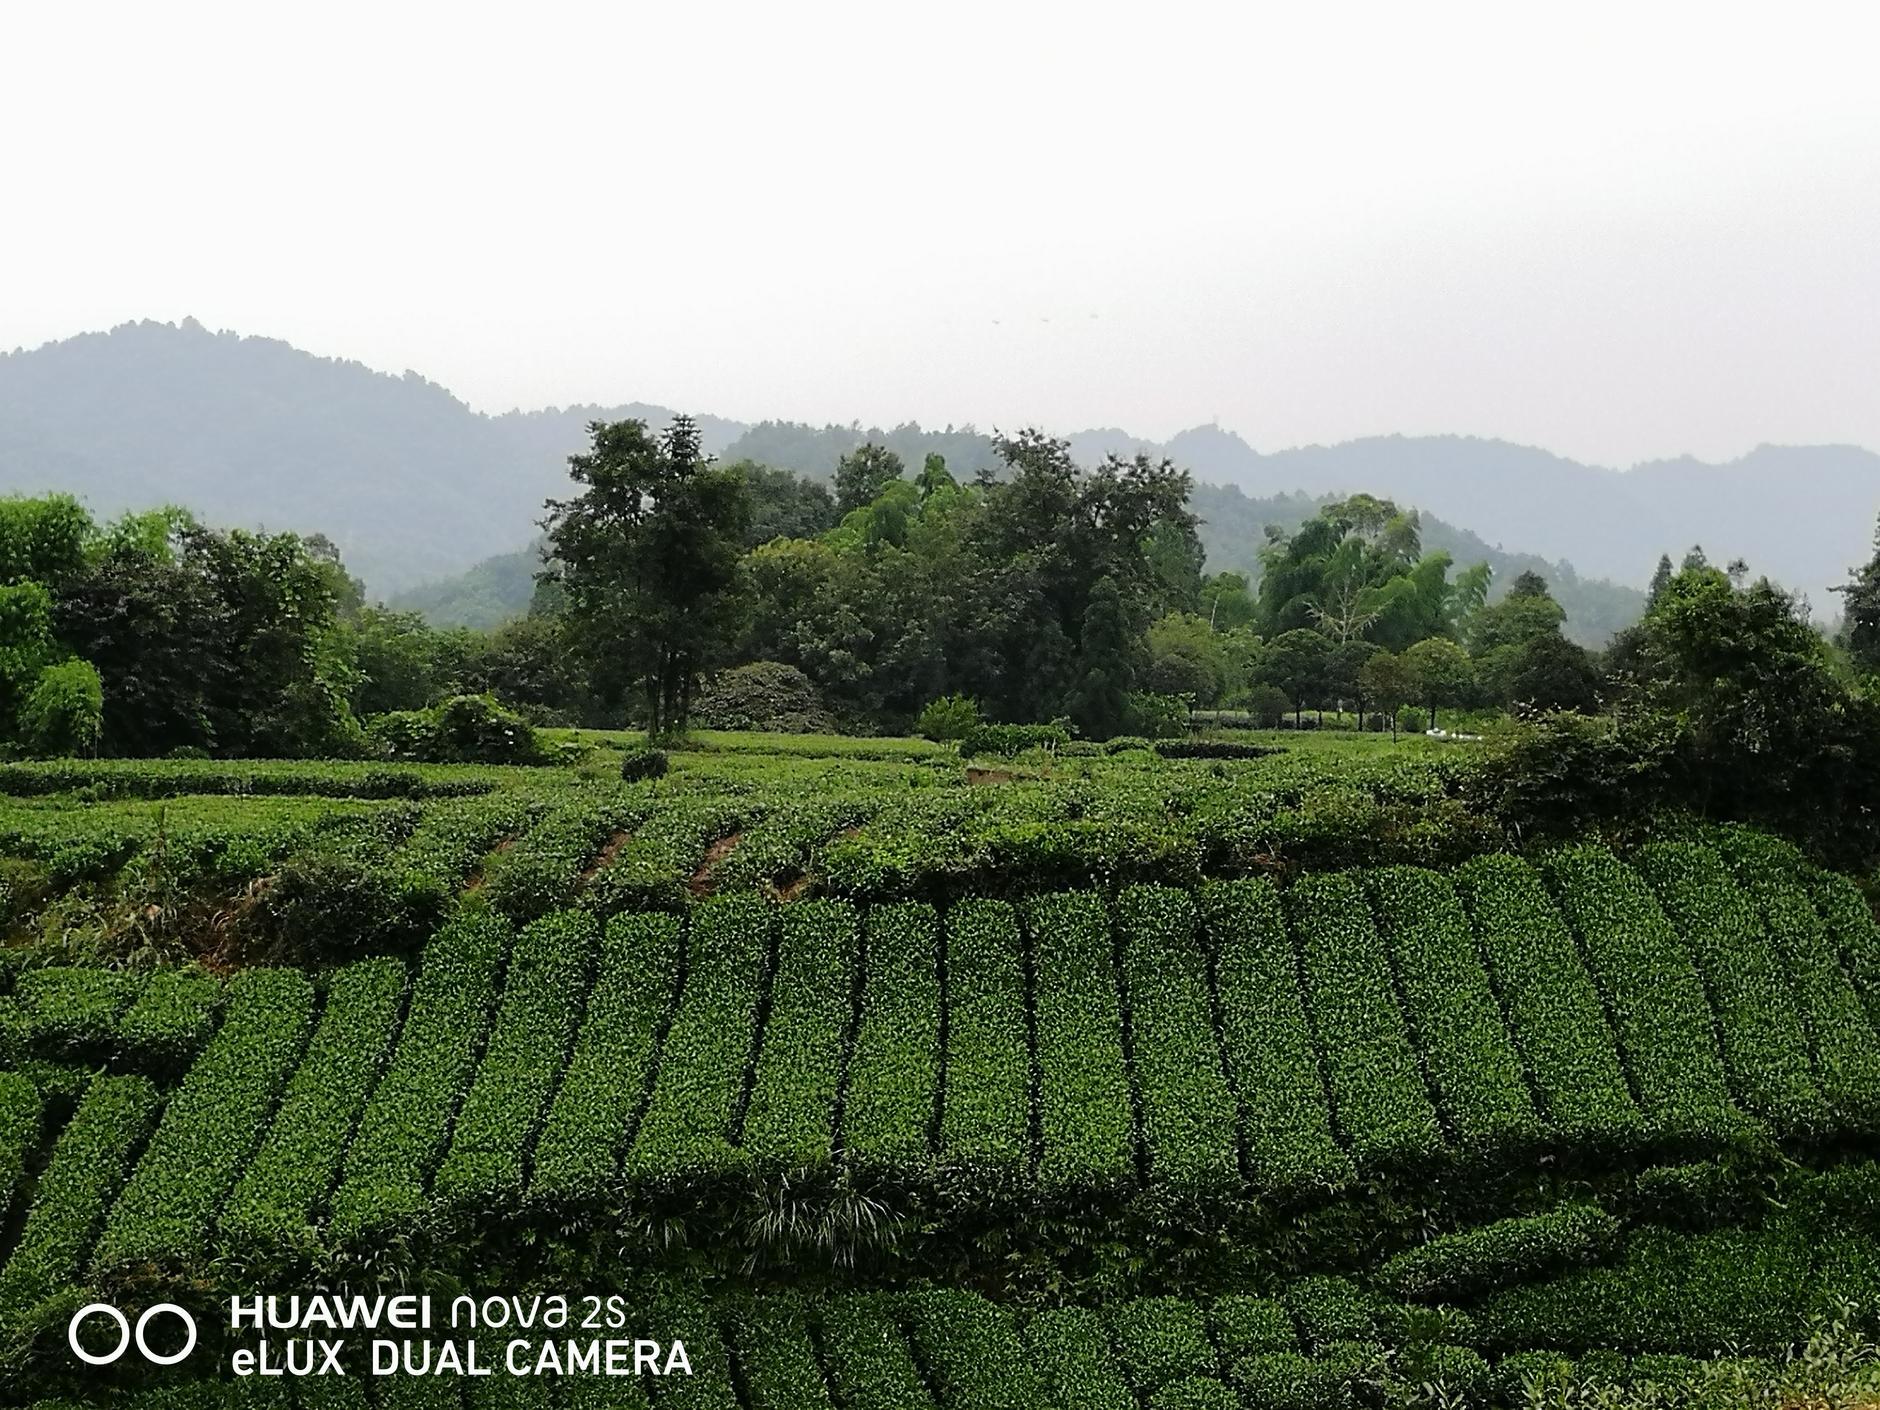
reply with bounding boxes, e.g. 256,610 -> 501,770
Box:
2,319 -> 1873,616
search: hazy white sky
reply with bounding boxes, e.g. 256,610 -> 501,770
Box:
4,1 -> 1877,467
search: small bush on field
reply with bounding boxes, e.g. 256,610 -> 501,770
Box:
19,659 -> 103,757
619,745 -> 669,783
916,694 -> 981,742
1125,691 -> 1189,740
695,661 -> 837,733
366,694 -> 546,765
962,722 -> 1070,756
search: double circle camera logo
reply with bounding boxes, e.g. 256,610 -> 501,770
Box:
68,1302 -> 197,1366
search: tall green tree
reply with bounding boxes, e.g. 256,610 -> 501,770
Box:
1067,575 -> 1139,738
542,416 -> 751,735
833,443 -> 906,514
1832,514 -> 1880,674
1402,636 -> 1474,731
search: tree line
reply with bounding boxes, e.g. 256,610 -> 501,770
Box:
3,414 -> 1880,769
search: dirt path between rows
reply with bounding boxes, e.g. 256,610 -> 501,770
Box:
688,831 -> 743,897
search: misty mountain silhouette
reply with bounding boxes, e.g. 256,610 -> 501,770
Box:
2,320 -> 1874,614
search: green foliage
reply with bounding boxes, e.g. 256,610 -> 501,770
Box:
1117,884 -> 1239,1195
618,744 -> 670,782
915,694 -> 981,743
741,901 -> 859,1173
1201,878 -> 1352,1195
0,1071 -> 40,1227
1366,866 -> 1540,1159
906,1288 -> 1048,1410
368,693 -> 546,765
1025,890 -> 1132,1195
843,903 -> 941,1177
1633,841 -> 1828,1140
1540,844 -> 1742,1147
543,416 -> 752,735
694,660 -> 835,733
1026,1305 -> 1134,1410
9,967 -> 145,1059
221,957 -> 405,1251
1380,1203 -> 1623,1299
18,659 -> 103,757
328,913 -> 512,1241
1108,1296 -> 1216,1391
0,1074 -> 157,1329
939,899 -> 1030,1195
530,911 -> 680,1206
94,967 -> 315,1271
628,895 -> 771,1186
1288,872 -> 1443,1172
960,721 -> 1070,757
1715,827 -> 1880,1132
435,911 -> 596,1211
1210,1296 -> 1298,1357
819,1295 -> 935,1409
114,967 -> 221,1071
1452,854 -> 1644,1148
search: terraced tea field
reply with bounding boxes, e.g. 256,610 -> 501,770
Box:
0,736 -> 1877,1407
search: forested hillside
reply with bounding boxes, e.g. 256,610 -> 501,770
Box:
3,321 -> 1870,616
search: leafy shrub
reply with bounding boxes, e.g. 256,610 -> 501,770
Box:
961,722 -> 1070,757
93,967 -> 316,1271
1103,735 -> 1152,754
1200,878 -> 1351,1195
18,659 -> 102,757
0,1074 -> 158,1326
221,957 -> 406,1252
367,694 -> 546,765
1153,739 -> 1279,760
1239,685 -> 1291,728
0,1072 -> 41,1227
1108,1296 -> 1216,1391
1149,1378 -> 1238,1410
115,968 -> 221,1072
1210,1296 -> 1297,1357
1287,873 -> 1443,1173
1125,691 -> 1188,740
695,660 -> 837,733
618,744 -> 669,782
1117,885 -> 1239,1195
916,694 -> 982,742
740,901 -> 859,1174
939,899 -> 1031,1197
435,911 -> 597,1212
328,913 -> 512,1242
530,912 -> 682,1206
1026,891 -> 1132,1195
1379,1203 -> 1624,1299
843,903 -> 942,1177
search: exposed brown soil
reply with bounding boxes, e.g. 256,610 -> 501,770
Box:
688,831 -> 744,898
576,829 -> 634,887
461,833 -> 520,894
966,767 -> 1013,786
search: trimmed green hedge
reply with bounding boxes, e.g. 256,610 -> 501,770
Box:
1201,878 -> 1352,1196
740,900 -> 859,1172
0,1074 -> 158,1328
1633,842 -> 1827,1141
1288,873 -> 1443,1173
529,911 -> 681,1206
1366,866 -> 1542,1160
220,957 -> 405,1251
435,911 -> 597,1211
843,903 -> 941,1178
939,899 -> 1031,1196
328,912 -> 512,1241
1026,890 -> 1133,1195
1117,885 -> 1240,1195
1379,1202 -> 1624,1299
1452,854 -> 1643,1149
627,896 -> 771,1187
94,967 -> 315,1271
